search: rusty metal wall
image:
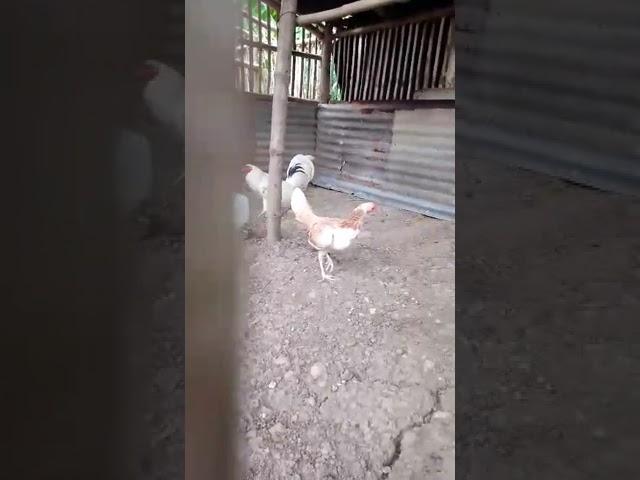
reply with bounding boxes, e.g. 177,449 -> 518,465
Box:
250,95 -> 318,175
457,1 -> 640,195
314,102 -> 455,220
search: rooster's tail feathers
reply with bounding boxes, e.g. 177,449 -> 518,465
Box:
286,154 -> 315,181
290,188 -> 314,224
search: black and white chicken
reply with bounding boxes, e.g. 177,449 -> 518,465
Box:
242,154 -> 315,216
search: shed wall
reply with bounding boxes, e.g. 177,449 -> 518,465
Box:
250,96 -> 318,175
314,103 -> 455,219
457,1 -> 640,195
248,95 -> 455,220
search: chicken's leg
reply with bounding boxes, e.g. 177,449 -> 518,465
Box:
317,251 -> 335,281
324,253 -> 334,273
257,198 -> 267,218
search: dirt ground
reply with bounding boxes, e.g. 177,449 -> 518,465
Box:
456,160 -> 640,479
237,186 -> 456,480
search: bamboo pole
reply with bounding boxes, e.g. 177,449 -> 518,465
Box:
318,23 -> 333,103
267,0 -> 297,243
267,10 -> 273,93
297,0 -> 407,26
258,5 -> 263,94
248,8 -> 254,92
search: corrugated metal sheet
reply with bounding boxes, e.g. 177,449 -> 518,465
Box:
314,103 -> 455,220
251,96 -> 318,175
457,1 -> 640,195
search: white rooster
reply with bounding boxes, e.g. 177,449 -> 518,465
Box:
136,60 -> 185,141
242,154 -> 315,216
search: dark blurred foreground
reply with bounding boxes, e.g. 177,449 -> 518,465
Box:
4,1 -> 245,478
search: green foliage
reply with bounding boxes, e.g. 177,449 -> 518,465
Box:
329,61 -> 342,103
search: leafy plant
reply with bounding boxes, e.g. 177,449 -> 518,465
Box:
329,60 -> 342,102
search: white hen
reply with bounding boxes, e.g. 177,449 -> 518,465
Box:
114,128 -> 152,216
233,193 -> 250,230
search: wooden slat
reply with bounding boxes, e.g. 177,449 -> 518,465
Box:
350,35 -> 358,101
393,25 -> 407,100
241,39 -> 322,60
357,33 -> 367,100
242,10 -> 271,32
239,45 -> 246,91
305,30 -> 312,99
373,29 -> 386,100
362,32 -> 375,101
413,22 -> 427,98
353,34 -> 363,101
385,27 -> 398,100
401,23 -> 417,99
368,30 -> 381,100
312,58 -> 317,100
431,17 -> 445,88
291,44 -> 296,96
335,39 -> 342,100
299,29 -> 305,98
422,21 -> 437,89
344,37 -> 353,101
239,39 -> 321,60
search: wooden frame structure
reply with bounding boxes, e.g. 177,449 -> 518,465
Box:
236,0 -> 323,101
333,8 -> 454,102
265,0 -> 455,241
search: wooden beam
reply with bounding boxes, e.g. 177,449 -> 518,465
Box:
318,23 -> 333,103
239,39 -> 321,60
265,0 -> 325,38
335,7 -> 454,37
267,0 -> 297,243
297,0 -> 408,26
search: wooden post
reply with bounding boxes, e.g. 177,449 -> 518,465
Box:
318,23 -> 333,103
267,0 -> 297,243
